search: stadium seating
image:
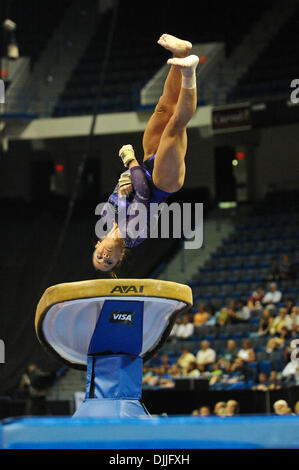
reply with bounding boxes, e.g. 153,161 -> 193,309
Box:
230,3 -> 299,102
53,0 -> 273,116
157,190 -> 299,389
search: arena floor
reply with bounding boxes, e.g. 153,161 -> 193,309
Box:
1,415 -> 299,449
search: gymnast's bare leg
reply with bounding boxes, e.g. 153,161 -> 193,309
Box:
142,34 -> 198,193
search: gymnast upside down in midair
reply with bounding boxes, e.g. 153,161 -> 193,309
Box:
93,34 -> 199,272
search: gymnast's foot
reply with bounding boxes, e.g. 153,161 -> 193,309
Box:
157,33 -> 192,58
167,55 -> 199,76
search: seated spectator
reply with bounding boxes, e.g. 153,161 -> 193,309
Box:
248,286 -> 265,311
146,365 -> 171,388
225,400 -> 240,416
191,405 -> 211,417
285,297 -> 295,316
169,318 -> 181,341
209,362 -> 223,386
185,360 -> 201,378
257,308 -> 274,336
199,406 -> 211,416
193,303 -> 210,327
168,364 -> 182,378
262,282 -> 282,307
219,340 -> 238,364
230,299 -> 251,323
217,357 -> 232,378
226,300 -> 238,323
175,314 -> 194,339
290,319 -> 299,339
279,254 -> 296,280
228,358 -> 254,383
294,401 -> 299,415
142,365 -> 154,385
177,348 -> 197,374
205,309 -> 217,326
18,364 -> 56,415
270,307 -> 292,335
196,340 -> 216,370
290,306 -> 299,329
159,365 -> 176,388
267,258 -> 280,283
160,354 -> 170,367
142,366 -> 161,387
266,326 -> 292,353
214,401 -> 226,417
252,372 -> 269,391
147,352 -> 160,368
237,339 -> 256,363
273,399 -> 293,416
215,307 -> 230,327
268,370 -> 282,390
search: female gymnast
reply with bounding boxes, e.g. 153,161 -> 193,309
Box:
93,34 -> 199,273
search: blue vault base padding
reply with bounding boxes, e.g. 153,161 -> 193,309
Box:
1,416 -> 299,449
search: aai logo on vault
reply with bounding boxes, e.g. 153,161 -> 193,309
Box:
110,310 -> 135,325
110,285 -> 144,294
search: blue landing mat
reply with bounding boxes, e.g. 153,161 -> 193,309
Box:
1,415 -> 299,449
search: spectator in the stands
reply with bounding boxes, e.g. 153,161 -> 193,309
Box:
142,365 -> 155,385
237,339 -> 256,363
219,340 -> 238,364
266,326 -> 292,353
161,353 -> 170,367
257,308 -> 274,336
193,303 -> 210,327
229,299 -> 251,323
267,258 -> 280,283
294,401 -> 299,415
262,282 -> 282,307
273,399 -> 292,416
279,254 -> 295,280
144,365 -> 171,388
247,285 -> 265,311
175,314 -> 194,339
225,400 -> 240,416
290,319 -> 299,339
177,348 -> 197,374
191,405 -> 211,416
228,358 -> 254,383
18,364 -> 55,415
199,406 -> 211,416
215,307 -> 230,327
209,362 -> 224,386
169,317 -> 181,341
168,363 -> 182,378
205,309 -> 217,326
226,300 -> 238,323
252,372 -> 269,391
290,306 -> 299,329
185,360 -> 201,377
285,297 -> 296,316
196,340 -> 216,370
269,307 -> 292,336
148,352 -> 160,368
214,401 -> 226,417
268,370 -> 282,390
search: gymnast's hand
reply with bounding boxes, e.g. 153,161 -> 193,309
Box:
118,170 -> 133,197
118,183 -> 133,197
119,144 -> 136,168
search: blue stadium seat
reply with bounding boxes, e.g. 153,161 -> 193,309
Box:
259,360 -> 271,375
